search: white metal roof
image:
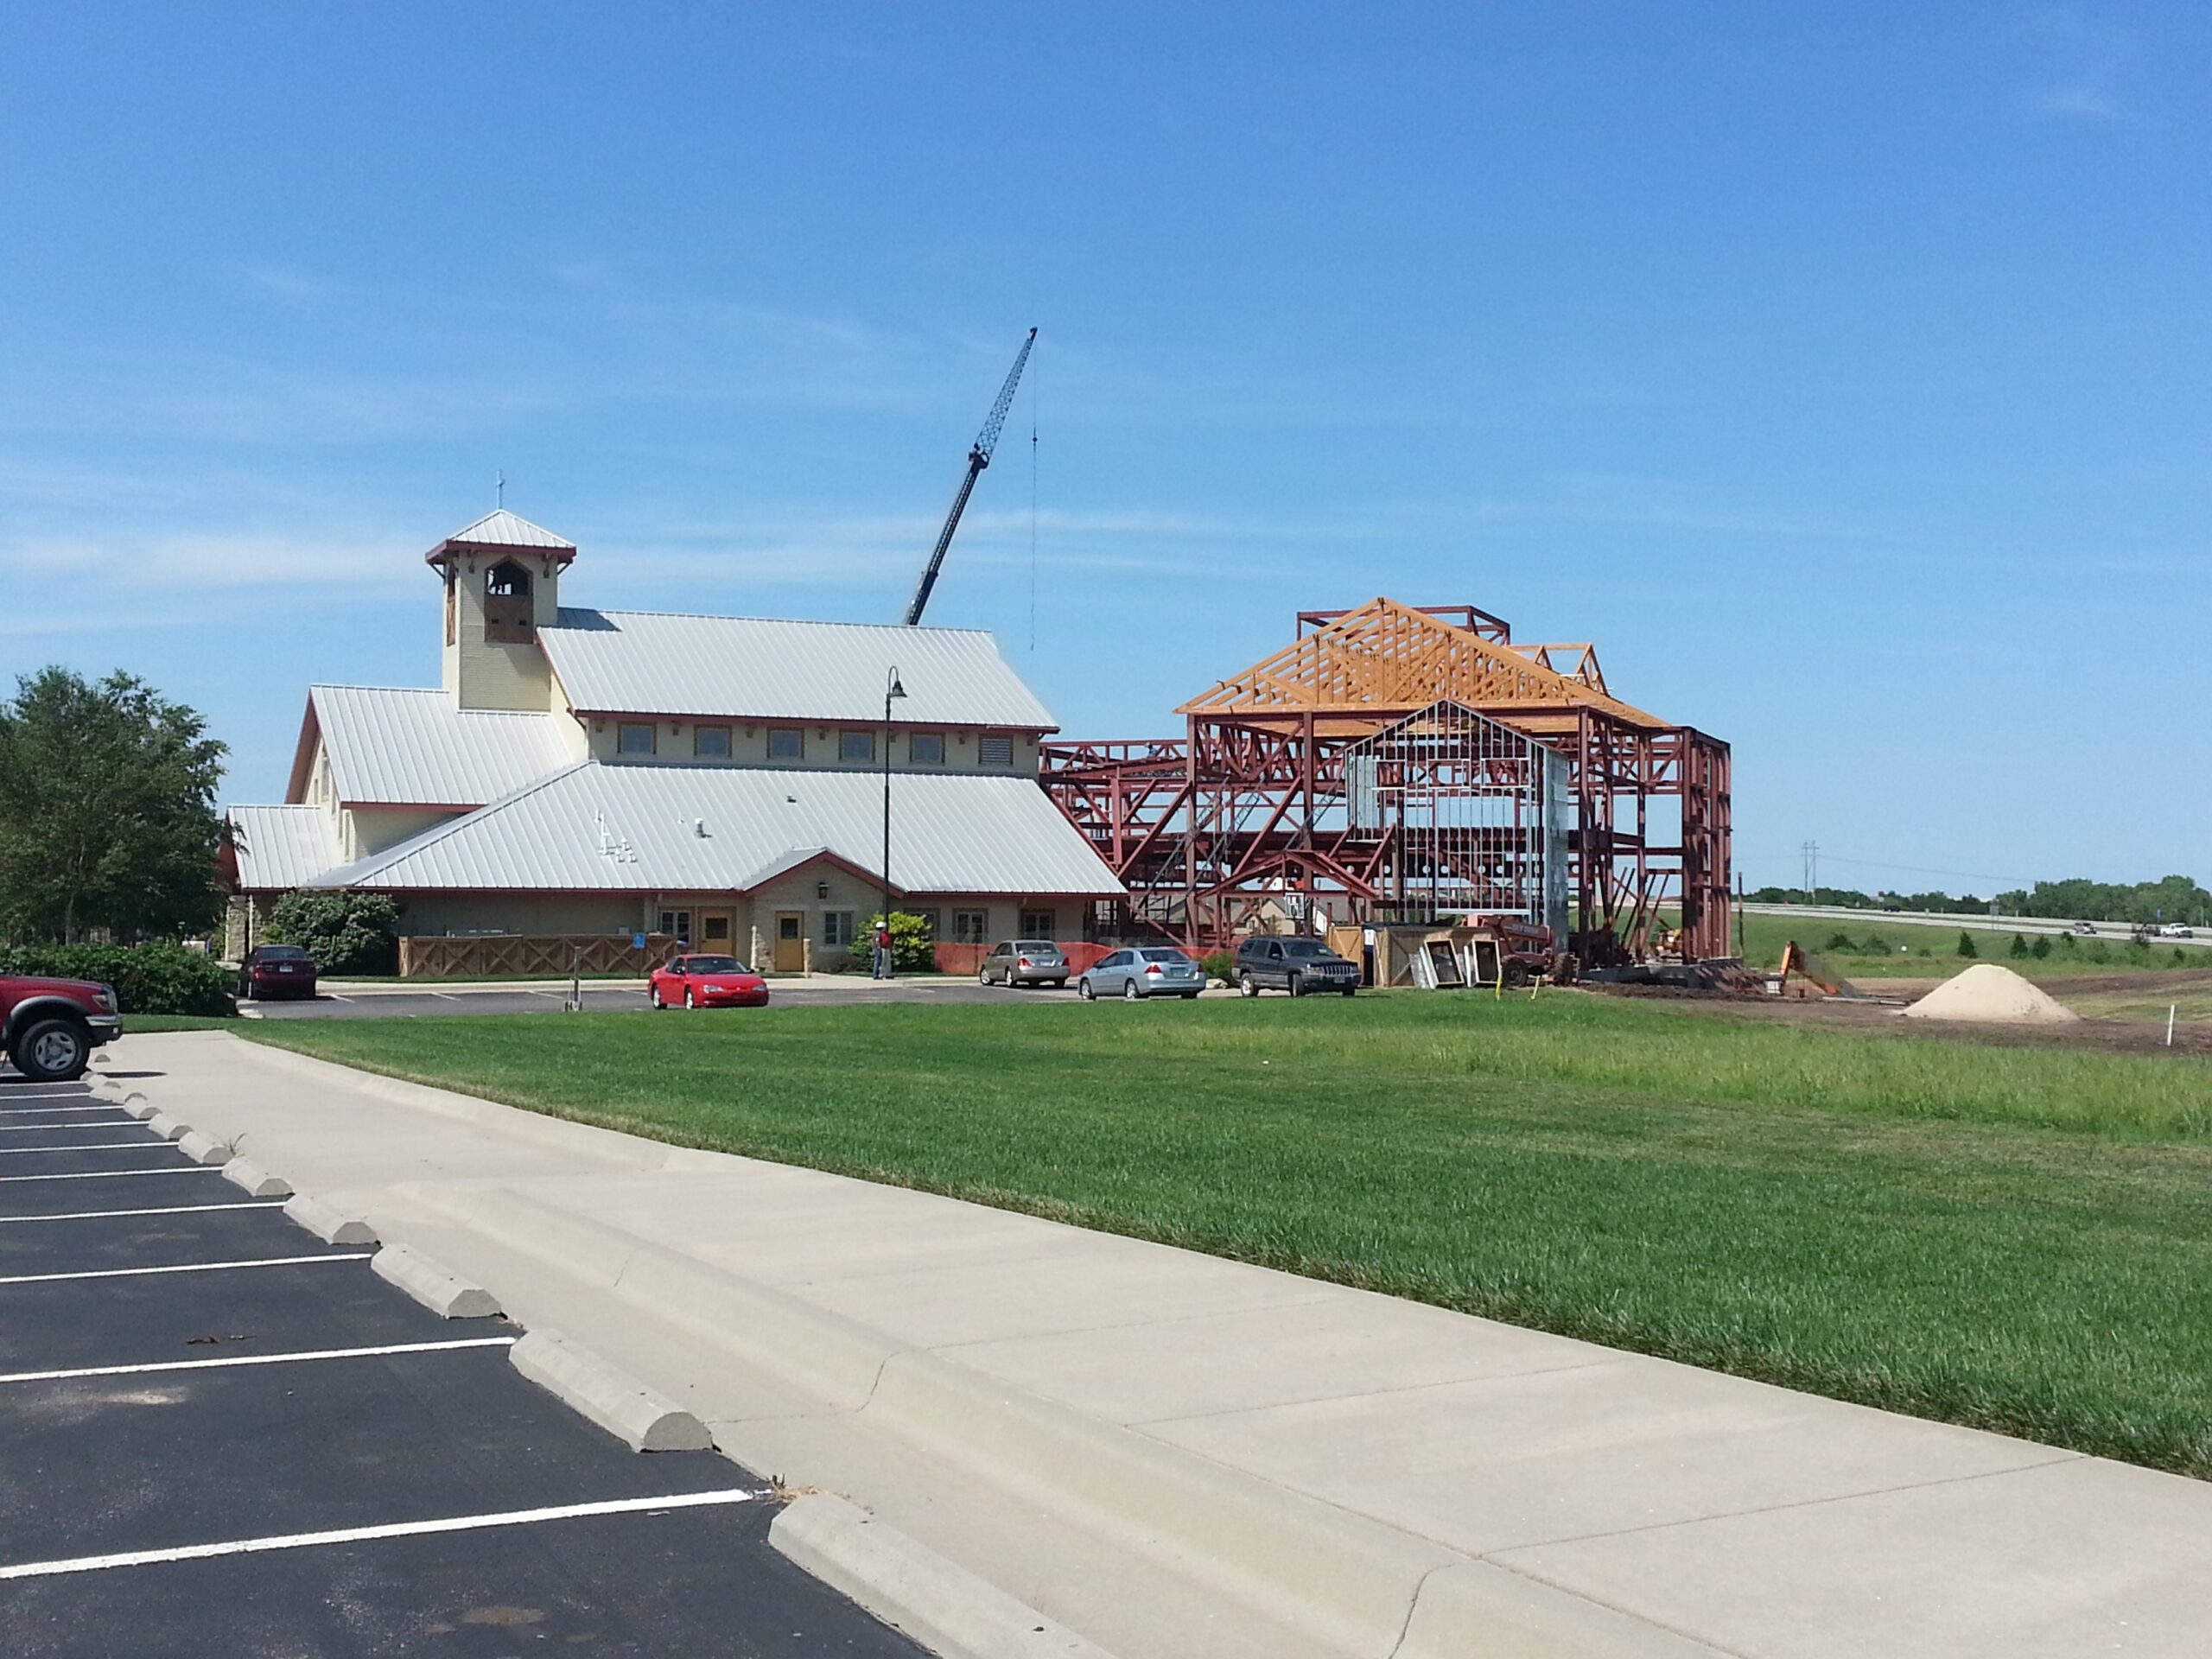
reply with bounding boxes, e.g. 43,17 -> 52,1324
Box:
310,687 -> 577,807
226,804 -> 340,892
440,510 -> 575,550
308,762 -> 1122,898
537,609 -> 1058,730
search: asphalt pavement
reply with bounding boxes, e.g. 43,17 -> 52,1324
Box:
243,977 -> 1094,1020
0,1075 -> 925,1658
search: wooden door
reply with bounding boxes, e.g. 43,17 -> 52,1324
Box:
700,911 -> 734,951
772,912 -> 805,973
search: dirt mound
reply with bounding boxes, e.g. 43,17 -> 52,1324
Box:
1903,963 -> 2082,1025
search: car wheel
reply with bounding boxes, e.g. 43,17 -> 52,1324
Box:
1287,972 -> 1304,998
11,1016 -> 89,1083
1181,991 -> 1200,1001
1237,973 -> 1258,998
683,987 -> 696,1010
1122,978 -> 1140,1001
979,968 -> 992,987
1340,987 -> 1357,998
1052,979 -> 1066,989
651,986 -> 664,1009
1077,978 -> 1096,1001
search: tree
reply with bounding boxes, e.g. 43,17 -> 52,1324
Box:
1956,931 -> 1977,958
2030,935 -> 2051,959
262,890 -> 400,975
0,668 -> 228,944
2008,933 -> 2029,958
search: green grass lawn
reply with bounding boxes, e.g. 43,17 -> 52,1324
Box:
1735,909 -> 2206,981
242,994 -> 2212,1476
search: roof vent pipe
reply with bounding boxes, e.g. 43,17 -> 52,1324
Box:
693,817 -> 708,838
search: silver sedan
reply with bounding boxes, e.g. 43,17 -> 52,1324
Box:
1079,947 -> 1206,1001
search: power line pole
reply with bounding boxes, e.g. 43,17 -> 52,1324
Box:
1802,840 -> 1819,905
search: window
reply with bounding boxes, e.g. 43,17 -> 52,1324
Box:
822,911 -> 856,947
978,734 -> 1014,767
769,728 -> 804,760
840,730 -> 875,763
702,914 -> 731,943
693,726 -> 731,758
658,910 -> 692,942
620,722 -> 657,756
1020,909 -> 1056,938
953,911 -> 988,944
910,731 -> 945,766
911,911 -> 939,940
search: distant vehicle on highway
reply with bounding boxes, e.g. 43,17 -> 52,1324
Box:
1079,947 -> 1204,1001
978,940 -> 1069,988
1235,936 -> 1360,997
2155,923 -> 2195,939
2068,921 -> 2099,937
649,954 -> 769,1009
239,944 -> 319,1001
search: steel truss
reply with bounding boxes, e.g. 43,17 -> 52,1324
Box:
1041,602 -> 1732,963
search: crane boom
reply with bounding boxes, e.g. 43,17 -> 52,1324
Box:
903,327 -> 1037,626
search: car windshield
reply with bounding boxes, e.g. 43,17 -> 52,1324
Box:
257,946 -> 312,961
1140,950 -> 1191,963
683,956 -> 743,974
1281,941 -> 1335,958
1015,941 -> 1058,953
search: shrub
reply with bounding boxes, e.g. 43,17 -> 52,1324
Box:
2010,933 -> 2030,958
2031,935 -> 2052,959
858,912 -> 938,974
2087,940 -> 2111,963
263,890 -> 401,976
1199,950 -> 1236,983
0,942 -> 234,1015
1824,931 -> 1855,953
1957,931 -> 1978,958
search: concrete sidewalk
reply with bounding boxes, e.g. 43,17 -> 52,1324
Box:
92,1032 -> 2212,1658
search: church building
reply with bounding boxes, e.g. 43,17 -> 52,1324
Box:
223,512 -> 1122,969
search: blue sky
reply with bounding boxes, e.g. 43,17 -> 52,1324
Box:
3,3 -> 2205,893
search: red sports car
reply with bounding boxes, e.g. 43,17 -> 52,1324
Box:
648,954 -> 769,1010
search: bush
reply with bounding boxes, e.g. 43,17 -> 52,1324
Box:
1825,931 -> 1855,953
0,942 -> 234,1015
1957,931 -> 1978,958
263,891 -> 400,976
1199,950 -> 1236,983
2010,933 -> 2030,958
2031,935 -> 2052,959
856,912 -> 938,974
2087,940 -> 2111,963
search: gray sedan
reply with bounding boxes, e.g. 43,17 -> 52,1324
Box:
1079,947 -> 1206,1001
978,939 -> 1070,988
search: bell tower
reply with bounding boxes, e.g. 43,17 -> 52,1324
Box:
424,511 -> 576,711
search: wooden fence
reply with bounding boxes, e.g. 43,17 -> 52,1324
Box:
398,933 -> 674,979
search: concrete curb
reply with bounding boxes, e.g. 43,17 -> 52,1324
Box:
283,1193 -> 378,1246
771,1494 -> 1117,1659
404,1183 -> 1720,1659
372,1242 -> 502,1319
144,1111 -> 188,1141
175,1129 -> 232,1166
221,1157 -> 292,1198
510,1328 -> 714,1452
119,1093 -> 155,1119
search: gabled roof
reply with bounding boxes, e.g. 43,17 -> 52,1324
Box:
291,687 -> 577,807
224,804 -> 340,892
308,761 -> 1121,897
1176,597 -> 1664,730
537,609 -> 1058,730
424,510 -> 578,565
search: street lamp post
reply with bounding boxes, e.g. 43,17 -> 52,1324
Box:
880,666 -> 906,980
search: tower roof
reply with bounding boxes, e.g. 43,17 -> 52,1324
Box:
424,510 -> 578,567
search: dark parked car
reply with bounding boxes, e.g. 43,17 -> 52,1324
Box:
1234,936 -> 1360,997
239,944 -> 319,1001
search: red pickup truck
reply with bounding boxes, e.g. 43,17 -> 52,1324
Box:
2,974 -> 123,1083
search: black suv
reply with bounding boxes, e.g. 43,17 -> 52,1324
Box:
1233,936 -> 1360,997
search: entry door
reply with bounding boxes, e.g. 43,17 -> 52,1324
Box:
772,912 -> 805,973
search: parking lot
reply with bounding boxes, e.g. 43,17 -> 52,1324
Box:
0,1075 -> 925,1657
243,976 -> 1115,1020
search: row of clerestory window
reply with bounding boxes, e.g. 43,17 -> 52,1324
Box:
614,724 -> 1015,766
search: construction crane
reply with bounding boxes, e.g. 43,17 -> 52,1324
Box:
903,327 -> 1037,626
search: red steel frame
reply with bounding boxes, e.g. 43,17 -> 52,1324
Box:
1041,606 -> 1732,963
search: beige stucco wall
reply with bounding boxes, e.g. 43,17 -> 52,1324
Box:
578,718 -> 1042,775
393,892 -> 645,938
342,804 -> 461,861
441,550 -> 563,712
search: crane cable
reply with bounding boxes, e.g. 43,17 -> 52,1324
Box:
1028,353 -> 1039,652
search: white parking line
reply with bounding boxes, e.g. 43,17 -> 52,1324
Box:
0,1120 -> 136,1133
0,1166 -> 223,1185
0,1201 -> 286,1224
0,1488 -> 766,1580
0,1105 -> 118,1116
0,1141 -> 163,1156
0,1336 -> 518,1385
0,1253 -> 372,1287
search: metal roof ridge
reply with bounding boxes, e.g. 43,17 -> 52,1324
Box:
548,607 -> 996,637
